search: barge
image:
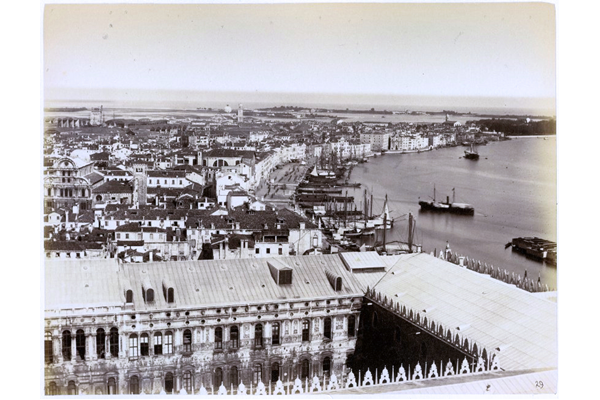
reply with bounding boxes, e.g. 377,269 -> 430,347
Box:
509,237 -> 557,264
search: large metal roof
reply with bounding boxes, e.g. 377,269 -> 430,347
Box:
44,254 -> 365,312
45,259 -> 124,309
370,253 -> 558,371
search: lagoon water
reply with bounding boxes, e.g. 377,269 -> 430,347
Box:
348,137 -> 557,287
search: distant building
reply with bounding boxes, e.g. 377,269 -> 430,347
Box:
237,103 -> 244,123
90,105 -> 104,126
359,132 -> 390,151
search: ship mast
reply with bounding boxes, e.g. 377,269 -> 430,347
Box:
382,211 -> 387,254
408,212 -> 414,253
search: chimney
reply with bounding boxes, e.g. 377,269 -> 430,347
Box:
149,251 -> 153,262
458,256 -> 465,267
299,222 -> 305,230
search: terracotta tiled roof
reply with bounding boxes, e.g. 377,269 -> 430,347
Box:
93,180 -> 134,194
44,241 -> 104,251
115,223 -> 166,233
84,171 -> 104,185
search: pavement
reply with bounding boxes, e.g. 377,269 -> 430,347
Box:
255,162 -> 311,204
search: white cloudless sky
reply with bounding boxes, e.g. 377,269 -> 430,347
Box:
43,2 -> 555,112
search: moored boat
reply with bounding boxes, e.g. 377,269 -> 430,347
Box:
418,186 -> 474,215
464,143 -> 480,160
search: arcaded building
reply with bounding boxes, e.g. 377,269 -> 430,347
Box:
44,255 -> 364,395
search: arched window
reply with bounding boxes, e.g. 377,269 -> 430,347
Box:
230,366 -> 239,387
348,316 -> 356,338
167,287 -> 174,303
153,332 -> 162,355
125,290 -> 133,303
335,277 -> 342,291
146,288 -> 154,303
140,333 -> 149,356
109,328 -> 119,357
129,376 -> 139,394
215,367 -> 223,387
271,362 -> 280,382
45,331 -> 53,364
254,324 -> 263,348
183,329 -> 192,352
128,334 -> 139,358
67,380 -> 77,395
62,330 -> 72,360
323,357 -> 331,377
230,326 -> 239,349
271,323 -> 280,346
96,328 -> 106,359
324,317 -> 332,340
372,311 -> 378,328
48,381 -> 58,396
183,371 -> 192,393
75,329 -> 86,360
215,327 -> 223,350
165,372 -> 174,394
164,331 -> 173,354
253,364 -> 262,384
301,359 -> 310,379
107,377 -> 117,395
302,320 -> 310,342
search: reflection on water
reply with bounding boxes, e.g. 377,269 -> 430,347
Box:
348,138 -> 557,288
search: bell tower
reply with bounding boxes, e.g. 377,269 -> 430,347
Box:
237,104 -> 244,123
132,163 -> 147,208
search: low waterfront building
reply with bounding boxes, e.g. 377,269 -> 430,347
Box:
359,132 -> 390,151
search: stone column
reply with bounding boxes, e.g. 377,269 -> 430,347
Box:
120,332 -> 127,359
175,328 -> 182,353
87,331 -> 96,361
53,333 -> 62,364
148,333 -> 154,357
105,334 -> 111,360
71,335 -> 77,362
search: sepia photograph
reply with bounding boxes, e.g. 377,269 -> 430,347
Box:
37,0 -> 568,397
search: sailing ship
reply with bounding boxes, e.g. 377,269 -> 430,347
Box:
375,212 -> 422,255
464,143 -> 480,160
418,186 -> 474,216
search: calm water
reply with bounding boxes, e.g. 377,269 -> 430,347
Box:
348,138 -> 557,288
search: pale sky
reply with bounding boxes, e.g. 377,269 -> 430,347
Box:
44,2 -> 556,110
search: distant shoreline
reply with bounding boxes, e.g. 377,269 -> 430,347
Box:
506,135 -> 556,138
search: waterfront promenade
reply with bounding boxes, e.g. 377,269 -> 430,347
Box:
255,162 -> 310,205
